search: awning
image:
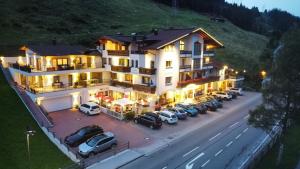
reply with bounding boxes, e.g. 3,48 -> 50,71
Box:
113,98 -> 134,107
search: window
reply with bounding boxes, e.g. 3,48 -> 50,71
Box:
165,77 -> 172,86
53,58 -> 68,66
131,60 -> 134,67
108,58 -> 112,65
180,40 -> 185,51
194,42 -> 202,55
135,60 -> 138,68
125,74 -> 132,82
111,73 -> 117,80
142,76 -> 150,84
53,76 -> 60,83
166,61 -> 172,69
151,61 -> 155,68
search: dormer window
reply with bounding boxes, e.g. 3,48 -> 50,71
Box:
180,40 -> 185,51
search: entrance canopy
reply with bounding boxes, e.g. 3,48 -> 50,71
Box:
113,98 -> 135,107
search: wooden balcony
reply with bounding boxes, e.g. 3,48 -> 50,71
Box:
180,50 -> 192,57
111,65 -> 131,72
177,76 -> 220,88
139,67 -> 156,75
133,84 -> 156,94
107,50 -> 129,56
111,80 -> 133,88
180,65 -> 192,69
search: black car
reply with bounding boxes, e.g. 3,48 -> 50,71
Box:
203,101 -> 217,111
206,97 -> 223,108
134,114 -> 162,129
191,103 -> 208,114
227,91 -> 237,99
64,125 -> 104,147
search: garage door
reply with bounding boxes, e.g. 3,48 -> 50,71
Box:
41,96 -> 72,112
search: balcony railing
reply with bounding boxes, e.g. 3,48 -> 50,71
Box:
203,51 -> 215,56
9,63 -> 32,73
107,50 -> 129,56
180,65 -> 192,69
111,80 -> 133,88
133,84 -> 156,94
180,50 -> 192,57
177,76 -> 220,88
28,79 -> 106,94
139,67 -> 156,75
131,50 -> 147,54
111,65 -> 131,72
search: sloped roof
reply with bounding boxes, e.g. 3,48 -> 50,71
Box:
21,45 -> 88,56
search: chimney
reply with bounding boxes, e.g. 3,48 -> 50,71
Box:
131,33 -> 137,41
52,38 -> 57,45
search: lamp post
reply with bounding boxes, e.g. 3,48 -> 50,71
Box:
26,126 -> 35,169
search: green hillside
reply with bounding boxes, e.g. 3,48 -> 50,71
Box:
0,0 -> 268,71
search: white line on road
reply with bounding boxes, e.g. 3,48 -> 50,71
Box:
238,156 -> 251,169
252,135 -> 269,154
201,159 -> 210,168
209,132 -> 222,141
185,152 -> 205,169
243,128 -> 249,133
235,133 -> 242,140
215,149 -> 223,157
162,166 -> 167,169
229,122 -> 239,128
183,146 -> 199,157
226,141 -> 233,147
244,114 -> 250,120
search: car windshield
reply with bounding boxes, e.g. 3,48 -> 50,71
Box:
178,109 -> 185,113
171,115 -> 176,118
86,135 -> 105,147
77,129 -> 87,136
92,106 -> 99,109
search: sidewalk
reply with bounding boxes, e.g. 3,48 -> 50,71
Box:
86,149 -> 143,169
296,160 -> 300,169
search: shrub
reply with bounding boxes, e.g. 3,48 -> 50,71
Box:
124,111 -> 135,121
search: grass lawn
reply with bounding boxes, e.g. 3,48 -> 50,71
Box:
0,70 -> 74,169
255,124 -> 300,169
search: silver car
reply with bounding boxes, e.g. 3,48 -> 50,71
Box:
78,132 -> 117,157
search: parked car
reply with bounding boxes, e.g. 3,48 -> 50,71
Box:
227,91 -> 238,99
64,125 -> 103,147
213,91 -> 232,101
134,114 -> 162,129
206,96 -> 223,108
197,97 -> 217,111
190,103 -> 208,114
175,103 -> 198,117
229,88 -> 243,95
157,110 -> 178,124
168,108 -> 188,120
78,132 -> 117,157
79,102 -> 100,115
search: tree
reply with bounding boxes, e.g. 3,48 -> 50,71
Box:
248,29 -> 300,166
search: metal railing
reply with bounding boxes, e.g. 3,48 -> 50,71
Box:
107,50 -> 129,56
139,67 -> 156,75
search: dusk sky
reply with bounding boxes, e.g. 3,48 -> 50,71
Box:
225,0 -> 300,17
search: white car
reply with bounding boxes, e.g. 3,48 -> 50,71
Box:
157,110 -> 178,124
229,88 -> 243,95
79,102 -> 100,115
213,91 -> 232,100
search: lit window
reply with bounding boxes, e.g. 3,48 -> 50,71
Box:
142,76 -> 150,84
205,57 -> 210,63
180,40 -> 185,51
125,74 -> 132,82
165,77 -> 172,86
166,61 -> 172,68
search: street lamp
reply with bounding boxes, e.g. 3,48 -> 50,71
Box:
26,126 -> 36,169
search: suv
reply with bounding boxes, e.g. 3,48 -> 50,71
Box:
213,92 -> 232,101
157,110 -> 178,124
229,88 -> 243,95
175,103 -> 198,117
78,132 -> 117,157
168,108 -> 187,120
64,125 -> 103,147
79,102 -> 100,115
134,114 -> 162,129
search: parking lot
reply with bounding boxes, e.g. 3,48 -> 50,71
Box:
49,91 -> 261,164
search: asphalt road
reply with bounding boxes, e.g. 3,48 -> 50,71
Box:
120,93 -> 268,169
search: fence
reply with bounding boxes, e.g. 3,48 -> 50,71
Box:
99,106 -> 124,120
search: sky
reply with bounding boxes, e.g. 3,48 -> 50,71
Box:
225,0 -> 300,17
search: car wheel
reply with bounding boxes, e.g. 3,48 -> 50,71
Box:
111,143 -> 117,149
187,113 -> 192,117
134,119 -> 138,123
150,125 -> 154,129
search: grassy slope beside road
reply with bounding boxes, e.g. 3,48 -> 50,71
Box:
0,70 -> 73,169
0,0 -> 268,71
255,124 -> 300,169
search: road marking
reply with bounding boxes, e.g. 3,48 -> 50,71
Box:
252,135 -> 269,154
201,159 -> 210,168
243,128 -> 249,133
162,166 -> 167,169
215,149 -> 223,157
238,156 -> 251,169
244,114 -> 250,120
235,134 -> 242,139
185,152 -> 205,169
183,146 -> 199,157
226,141 -> 233,147
209,132 -> 222,141
229,122 -> 239,128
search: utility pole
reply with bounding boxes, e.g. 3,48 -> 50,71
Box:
26,126 -> 36,169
